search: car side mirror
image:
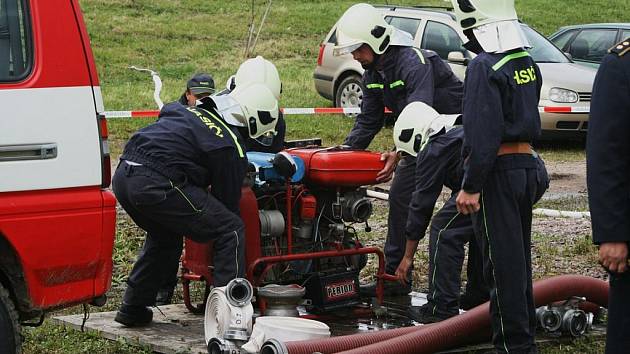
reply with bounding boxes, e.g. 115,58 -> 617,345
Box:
447,51 -> 468,66
564,52 -> 573,61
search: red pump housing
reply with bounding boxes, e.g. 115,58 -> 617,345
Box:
287,147 -> 385,187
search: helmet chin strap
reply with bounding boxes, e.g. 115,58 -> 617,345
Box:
362,52 -> 381,71
463,29 -> 484,54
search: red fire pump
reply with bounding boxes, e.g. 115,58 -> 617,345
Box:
180,146 -> 394,314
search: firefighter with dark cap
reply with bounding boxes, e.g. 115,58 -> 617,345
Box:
391,102 -> 489,323
333,3 -> 463,296
178,72 -> 216,106
587,37 -> 630,354
450,0 -> 548,352
112,83 -> 279,327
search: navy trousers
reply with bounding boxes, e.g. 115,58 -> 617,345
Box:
472,154 -> 547,354
427,194 -> 487,316
112,162 -> 245,306
385,155 -> 416,275
606,271 -> 630,354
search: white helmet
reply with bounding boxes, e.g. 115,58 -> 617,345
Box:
234,56 -> 282,100
450,0 -> 530,53
211,83 -> 279,141
333,3 -> 393,56
393,102 -> 461,157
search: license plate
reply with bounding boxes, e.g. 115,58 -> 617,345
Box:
325,280 -> 356,300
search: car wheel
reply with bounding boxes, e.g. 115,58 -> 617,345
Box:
335,75 -> 363,115
0,284 -> 21,354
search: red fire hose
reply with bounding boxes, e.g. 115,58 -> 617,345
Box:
262,275 -> 608,354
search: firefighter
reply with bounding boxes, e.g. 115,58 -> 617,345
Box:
392,102 -> 489,323
153,72 -> 217,306
587,37 -> 630,354
177,72 -> 216,106
450,0 -> 548,352
112,83 -> 279,327
155,57 -> 288,306
220,56 -> 287,153
333,3 -> 463,295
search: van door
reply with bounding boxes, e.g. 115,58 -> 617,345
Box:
0,0 -> 113,309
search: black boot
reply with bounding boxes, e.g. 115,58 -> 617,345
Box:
408,303 -> 457,324
359,280 -> 412,297
114,303 -> 153,327
155,288 -> 174,306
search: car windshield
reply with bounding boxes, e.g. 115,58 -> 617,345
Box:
521,25 -> 570,63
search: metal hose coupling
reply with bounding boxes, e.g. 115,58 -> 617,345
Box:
226,278 -> 254,307
260,338 -> 289,354
204,278 -> 254,344
536,296 -> 592,337
207,337 -> 242,354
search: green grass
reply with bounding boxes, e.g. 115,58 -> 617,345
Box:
536,195 -> 590,212
23,0 -> 626,352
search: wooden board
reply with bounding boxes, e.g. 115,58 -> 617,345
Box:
52,305 -> 207,354
52,300 -> 605,354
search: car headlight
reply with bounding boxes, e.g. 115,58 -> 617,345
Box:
549,88 -> 579,103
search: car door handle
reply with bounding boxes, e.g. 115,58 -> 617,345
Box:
0,143 -> 58,161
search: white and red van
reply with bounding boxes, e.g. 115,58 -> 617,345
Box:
0,0 -> 115,352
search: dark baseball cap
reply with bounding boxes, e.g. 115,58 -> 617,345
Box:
187,73 -> 215,95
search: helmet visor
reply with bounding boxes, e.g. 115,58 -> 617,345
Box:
212,95 -> 245,127
254,131 -> 276,147
333,42 -> 362,57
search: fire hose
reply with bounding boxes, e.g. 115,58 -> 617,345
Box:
260,275 -> 608,354
204,278 -> 255,353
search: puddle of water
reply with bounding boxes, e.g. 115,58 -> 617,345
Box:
295,292 -> 430,336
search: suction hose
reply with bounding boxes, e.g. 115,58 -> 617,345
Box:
261,275 -> 608,354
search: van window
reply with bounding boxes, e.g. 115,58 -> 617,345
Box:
623,30 -> 630,41
385,16 -> 421,39
0,0 -> 31,82
421,21 -> 465,60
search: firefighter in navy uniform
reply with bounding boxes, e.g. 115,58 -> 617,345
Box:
112,83 -> 279,327
451,0 -> 548,353
587,38 -> 630,354
393,102 -> 547,324
154,72 -> 216,306
333,3 -> 463,295
220,56 -> 286,154
392,102 -> 489,323
156,58 -> 287,306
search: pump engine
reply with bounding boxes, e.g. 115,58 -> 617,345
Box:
181,146 -> 387,314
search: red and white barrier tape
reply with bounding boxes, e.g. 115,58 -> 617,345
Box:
102,106 -> 589,119
102,107 -> 388,119
538,106 -> 590,113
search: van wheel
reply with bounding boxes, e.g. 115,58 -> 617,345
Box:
335,75 -> 363,116
0,284 -> 21,354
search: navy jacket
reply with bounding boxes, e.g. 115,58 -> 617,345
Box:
344,46 -> 463,149
461,50 -> 542,193
587,39 -> 630,244
120,102 -> 248,213
406,128 -> 464,240
179,93 -> 286,154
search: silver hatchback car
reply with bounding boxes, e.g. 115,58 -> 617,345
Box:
313,5 -> 596,138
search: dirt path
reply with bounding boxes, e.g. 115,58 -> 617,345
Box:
544,160 -> 587,198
